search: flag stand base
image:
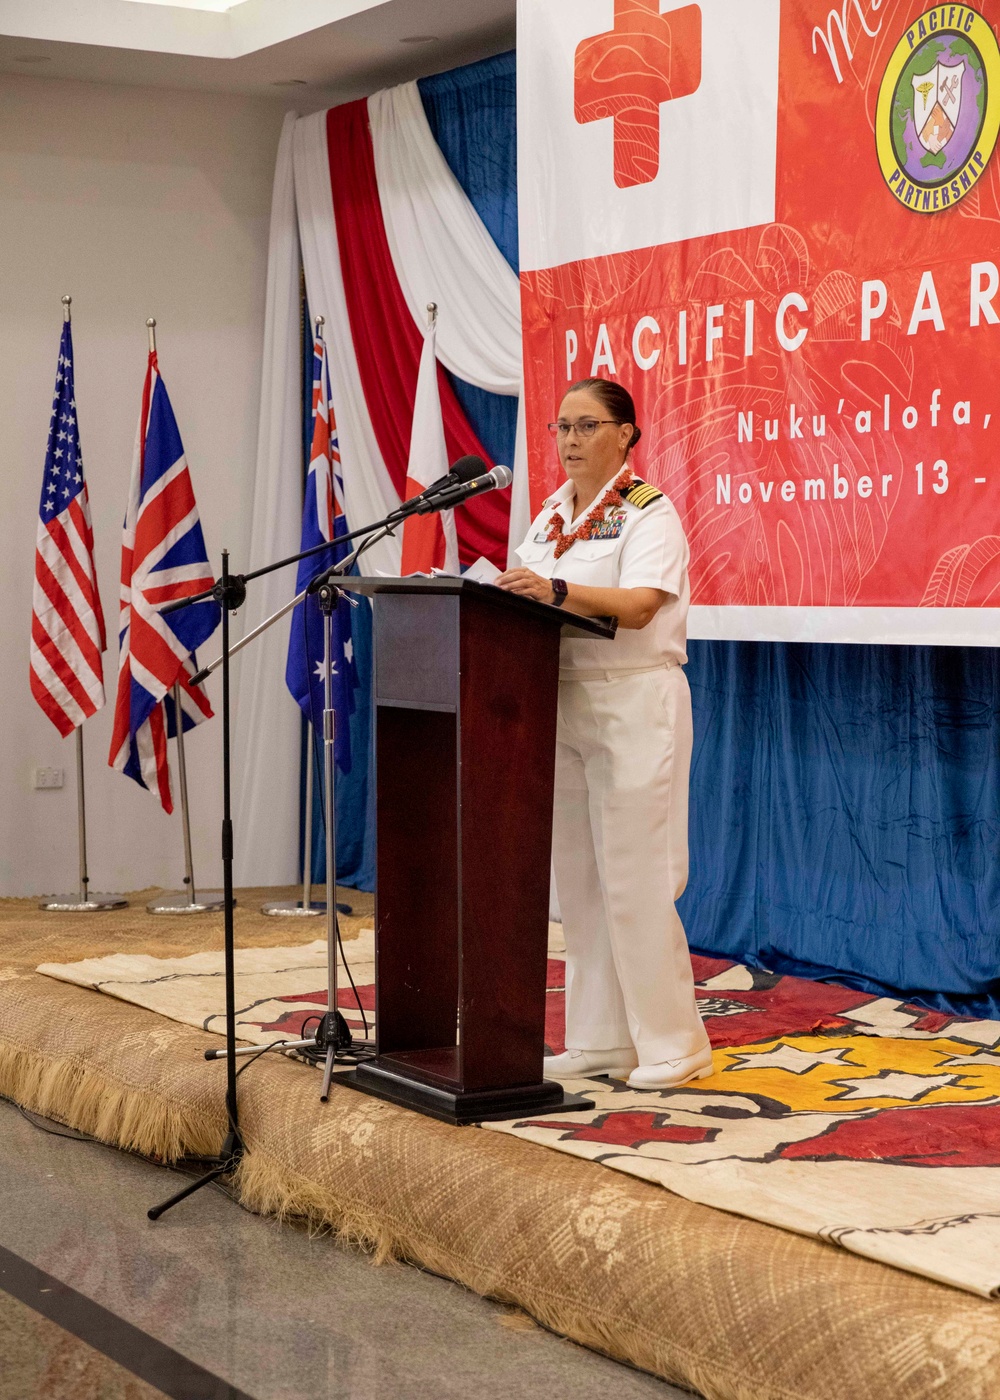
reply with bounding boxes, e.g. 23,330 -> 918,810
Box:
146,890 -> 228,914
260,900 -> 352,917
39,893 -> 128,912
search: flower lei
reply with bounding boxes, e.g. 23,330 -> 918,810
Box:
546,466 -> 633,559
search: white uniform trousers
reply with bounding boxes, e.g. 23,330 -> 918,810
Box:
552,664 -> 709,1066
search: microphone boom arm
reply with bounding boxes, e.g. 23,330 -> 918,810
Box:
188,469 -> 509,681
190,524 -> 385,686
162,458 -> 490,618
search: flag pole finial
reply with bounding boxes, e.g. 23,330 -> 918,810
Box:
146,318 -> 157,353
61,295 -> 72,323
426,302 -> 438,326
315,314 -> 325,332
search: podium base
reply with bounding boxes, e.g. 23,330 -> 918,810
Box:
38,893 -> 128,912
336,1059 -> 594,1127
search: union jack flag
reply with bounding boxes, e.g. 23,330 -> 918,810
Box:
285,331 -> 357,772
30,319 -> 107,736
108,351 -> 220,812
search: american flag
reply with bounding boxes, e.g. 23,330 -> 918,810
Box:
285,331 -> 357,772
108,351 -> 220,812
30,319 -> 107,736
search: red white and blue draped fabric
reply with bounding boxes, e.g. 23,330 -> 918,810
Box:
285,333 -> 357,772
367,82 -> 530,563
293,95 -> 517,571
236,74 -> 527,883
109,352 -> 220,813
30,320 -> 107,736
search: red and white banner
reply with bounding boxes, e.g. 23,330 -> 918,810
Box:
517,0 -> 1000,643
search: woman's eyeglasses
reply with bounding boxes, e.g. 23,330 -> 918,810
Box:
546,418 -> 622,439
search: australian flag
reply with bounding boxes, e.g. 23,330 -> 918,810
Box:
285,332 -> 357,772
108,351 -> 220,812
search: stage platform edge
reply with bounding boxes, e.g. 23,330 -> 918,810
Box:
1,961 -> 998,1400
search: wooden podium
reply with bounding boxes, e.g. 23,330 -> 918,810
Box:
336,577 -> 616,1125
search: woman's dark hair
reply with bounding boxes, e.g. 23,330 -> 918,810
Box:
565,377 -> 642,452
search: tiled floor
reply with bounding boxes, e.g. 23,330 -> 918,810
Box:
0,1283 -> 167,1400
0,1098 -> 694,1400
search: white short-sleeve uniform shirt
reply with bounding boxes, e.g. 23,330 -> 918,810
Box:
515,476 -> 690,674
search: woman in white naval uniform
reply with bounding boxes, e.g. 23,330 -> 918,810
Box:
496,378 -> 711,1091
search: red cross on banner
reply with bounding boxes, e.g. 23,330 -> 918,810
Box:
575,0 -> 702,189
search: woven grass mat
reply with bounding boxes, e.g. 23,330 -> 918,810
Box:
2,899 -> 1000,1400
0,886 -> 374,974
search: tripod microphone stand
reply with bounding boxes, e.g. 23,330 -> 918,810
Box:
203,575 -> 362,1101
147,521 -> 394,1220
148,550 -> 245,1219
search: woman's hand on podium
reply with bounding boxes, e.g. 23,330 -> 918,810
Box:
496,568 -> 556,606
497,569 -> 665,629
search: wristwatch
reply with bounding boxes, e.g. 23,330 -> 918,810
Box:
550,577 -> 568,607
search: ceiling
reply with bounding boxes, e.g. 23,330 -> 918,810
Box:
0,0 -> 517,105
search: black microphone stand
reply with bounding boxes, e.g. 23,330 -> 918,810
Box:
148,550 -> 246,1219
147,510 -> 402,1221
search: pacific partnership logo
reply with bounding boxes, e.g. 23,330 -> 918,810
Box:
875,5 -> 1000,211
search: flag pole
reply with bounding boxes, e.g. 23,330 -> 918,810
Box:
39,295 -> 127,914
142,318 -> 225,917
261,315 -> 345,920
71,299 -> 90,906
173,679 -> 198,905
39,723 -> 129,912
76,726 -> 88,903
145,698 -> 226,915
261,722 -> 327,916
302,737 -> 314,909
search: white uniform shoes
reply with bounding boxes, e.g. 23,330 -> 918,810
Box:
543,1047 -> 639,1079
543,1044 -> 715,1088
626,1045 -> 714,1090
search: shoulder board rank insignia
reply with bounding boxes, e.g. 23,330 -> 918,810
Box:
622,479 -> 663,510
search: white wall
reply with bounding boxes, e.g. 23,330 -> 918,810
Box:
0,73 -> 286,896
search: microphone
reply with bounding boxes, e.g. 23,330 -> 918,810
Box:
413,464 -> 513,513
398,455 -> 487,517
424,454 -> 486,496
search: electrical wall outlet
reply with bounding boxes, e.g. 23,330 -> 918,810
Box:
34,767 -> 65,790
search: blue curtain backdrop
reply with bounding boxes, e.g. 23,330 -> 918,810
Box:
682,643 -> 1000,1017
315,50 -> 1000,1018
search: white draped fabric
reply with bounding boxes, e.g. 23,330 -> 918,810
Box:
368,82 -> 531,562
292,111 -> 402,577
231,112 -> 304,885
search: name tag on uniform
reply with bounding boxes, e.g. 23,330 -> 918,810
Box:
533,531 -> 550,543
